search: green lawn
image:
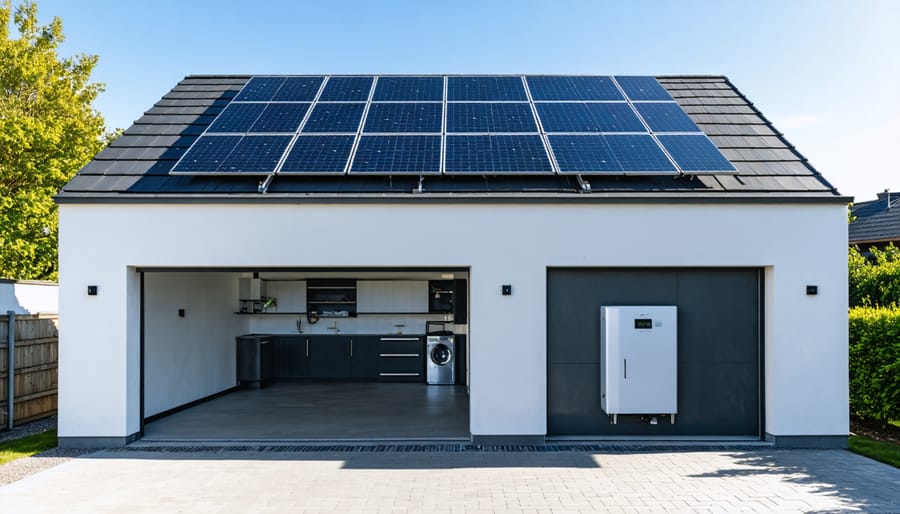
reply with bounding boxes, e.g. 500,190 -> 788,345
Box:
0,430 -> 58,465
849,435 -> 900,468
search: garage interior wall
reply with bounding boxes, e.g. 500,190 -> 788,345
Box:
144,272 -> 244,416
548,268 -> 761,436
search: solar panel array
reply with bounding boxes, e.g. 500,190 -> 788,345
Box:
171,75 -> 736,177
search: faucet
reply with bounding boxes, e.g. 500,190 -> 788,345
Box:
327,320 -> 340,333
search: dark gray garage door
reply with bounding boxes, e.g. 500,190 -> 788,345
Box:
547,268 -> 761,436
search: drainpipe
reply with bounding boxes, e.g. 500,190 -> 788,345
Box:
6,311 -> 13,431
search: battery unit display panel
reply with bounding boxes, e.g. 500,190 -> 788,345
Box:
350,135 -> 442,174
363,103 -> 443,133
445,135 -> 553,174
526,76 -> 623,101
373,76 -> 444,101
280,135 -> 355,174
447,76 -> 528,101
446,103 -> 538,133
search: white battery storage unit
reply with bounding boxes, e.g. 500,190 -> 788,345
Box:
600,306 -> 678,424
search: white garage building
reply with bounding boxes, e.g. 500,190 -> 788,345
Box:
56,75 -> 850,448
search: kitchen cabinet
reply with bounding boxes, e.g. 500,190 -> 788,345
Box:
308,336 -> 351,379
378,336 -> 423,382
273,335 -> 309,378
236,335 -> 273,388
349,336 -> 380,379
306,279 -> 357,317
356,280 -> 428,313
259,334 -> 426,382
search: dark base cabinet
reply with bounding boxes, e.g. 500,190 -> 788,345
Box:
236,335 -> 273,388
378,336 -> 423,382
247,334 -> 426,383
273,336 -> 309,378
308,336 -> 351,379
350,336 -> 380,379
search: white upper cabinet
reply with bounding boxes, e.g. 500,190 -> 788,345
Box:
357,280 -> 428,313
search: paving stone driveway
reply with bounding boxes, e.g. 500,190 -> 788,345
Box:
0,447 -> 898,513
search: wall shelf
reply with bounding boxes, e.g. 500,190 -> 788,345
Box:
235,312 -> 307,315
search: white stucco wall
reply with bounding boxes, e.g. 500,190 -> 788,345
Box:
0,280 -> 58,314
57,201 -> 848,441
144,272 -> 244,416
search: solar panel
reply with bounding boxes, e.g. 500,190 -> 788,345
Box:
549,134 -> 676,174
373,76 -> 443,101
172,135 -> 241,172
350,135 -> 441,174
445,135 -> 553,174
249,103 -> 310,133
235,77 -> 286,102
280,135 -> 355,174
172,75 -> 738,179
447,76 -> 527,101
634,102 -> 699,132
615,76 -> 673,101
548,135 -> 618,173
217,135 -> 293,173
526,76 -> 623,101
657,135 -> 737,172
603,134 -> 677,172
446,103 -> 538,133
206,103 -> 266,133
319,76 -> 373,101
301,103 -> 366,133
535,103 -> 645,133
363,103 -> 443,133
273,76 -> 324,102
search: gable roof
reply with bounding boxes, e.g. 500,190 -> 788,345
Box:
850,193 -> 900,244
56,75 -> 848,204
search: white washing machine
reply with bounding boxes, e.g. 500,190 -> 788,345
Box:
426,334 -> 455,385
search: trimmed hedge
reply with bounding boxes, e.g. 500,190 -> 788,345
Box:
849,306 -> 900,423
849,245 -> 900,308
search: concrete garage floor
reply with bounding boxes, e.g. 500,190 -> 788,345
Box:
143,382 -> 470,441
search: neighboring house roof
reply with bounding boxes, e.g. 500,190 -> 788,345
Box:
850,192 -> 900,244
57,75 -> 847,203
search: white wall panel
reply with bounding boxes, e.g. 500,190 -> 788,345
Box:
58,202 -> 848,440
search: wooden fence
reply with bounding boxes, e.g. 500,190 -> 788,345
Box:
0,314 -> 58,429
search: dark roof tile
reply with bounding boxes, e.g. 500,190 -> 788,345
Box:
57,74 -> 842,201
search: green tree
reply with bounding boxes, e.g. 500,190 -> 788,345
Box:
0,0 -> 107,280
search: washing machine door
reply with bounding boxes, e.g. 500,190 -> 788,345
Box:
430,343 -> 452,366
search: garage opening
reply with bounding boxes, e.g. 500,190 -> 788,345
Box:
547,268 -> 762,439
139,269 -> 469,441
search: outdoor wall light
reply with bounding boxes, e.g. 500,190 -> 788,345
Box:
87,285 -> 98,296
806,285 -> 818,295
502,285 -> 512,296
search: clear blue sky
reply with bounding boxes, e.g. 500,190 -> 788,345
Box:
24,0 -> 900,200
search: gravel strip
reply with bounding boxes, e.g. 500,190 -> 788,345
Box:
0,447 -> 95,487
0,416 -> 57,444
0,416 -> 99,487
